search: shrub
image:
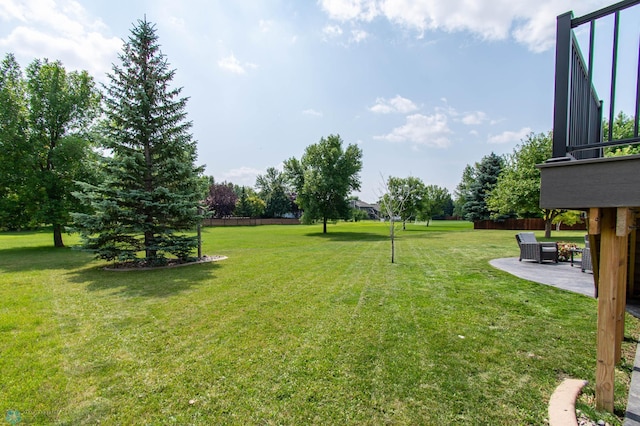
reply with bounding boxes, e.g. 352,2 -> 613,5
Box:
557,242 -> 578,262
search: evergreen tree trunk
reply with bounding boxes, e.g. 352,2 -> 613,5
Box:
53,223 -> 64,247
323,217 -> 327,234
145,230 -> 156,260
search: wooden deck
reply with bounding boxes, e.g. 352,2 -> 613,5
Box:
538,154 -> 640,210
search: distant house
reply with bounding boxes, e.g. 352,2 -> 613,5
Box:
351,200 -> 380,220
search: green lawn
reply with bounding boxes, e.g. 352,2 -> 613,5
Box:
0,221 -> 637,424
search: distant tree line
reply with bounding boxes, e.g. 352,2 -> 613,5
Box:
203,167 -> 300,220
453,114 -> 636,238
14,15 -> 615,256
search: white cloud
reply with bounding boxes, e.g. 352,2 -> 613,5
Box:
375,113 -> 451,147
379,0 -> 519,41
461,111 -> 488,125
318,0 -> 612,52
323,24 -> 370,45
0,0 -> 121,79
218,53 -> 257,75
369,95 -> 418,114
167,16 -> 186,30
350,29 -> 369,43
320,0 -> 378,21
259,19 -> 273,33
322,24 -> 343,38
221,167 -> 264,187
302,108 -> 323,117
487,127 -> 532,144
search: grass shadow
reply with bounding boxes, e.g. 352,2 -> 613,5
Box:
304,231 -> 388,241
66,260 -> 222,298
0,246 -> 94,272
402,227 -> 433,232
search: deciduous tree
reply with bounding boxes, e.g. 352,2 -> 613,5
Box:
27,58 -> 101,247
205,182 -> 238,218
0,54 -> 31,230
0,54 -> 101,245
378,175 -> 411,263
487,131 -> 562,237
255,167 -> 291,218
383,176 -> 424,230
419,185 -> 451,226
604,112 -> 639,156
284,134 -> 362,233
233,186 -> 265,218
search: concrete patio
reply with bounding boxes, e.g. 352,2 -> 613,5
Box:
490,257 -> 640,425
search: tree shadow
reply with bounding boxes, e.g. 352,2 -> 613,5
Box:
304,231 -> 388,242
402,227 -> 440,232
399,229 -> 447,238
66,260 -> 223,298
0,246 -> 93,272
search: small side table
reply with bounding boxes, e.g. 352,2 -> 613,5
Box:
570,248 -> 583,267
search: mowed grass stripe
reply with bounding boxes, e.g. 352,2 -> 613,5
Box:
0,222 -> 636,424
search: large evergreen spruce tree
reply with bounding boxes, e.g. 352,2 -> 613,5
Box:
461,152 -> 503,222
72,19 -> 203,264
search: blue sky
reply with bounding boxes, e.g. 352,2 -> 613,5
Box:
1,0 -> 638,201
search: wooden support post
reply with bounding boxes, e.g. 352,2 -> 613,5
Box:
616,208 -> 631,361
589,208 -> 602,235
615,249 -> 628,364
617,207 -> 633,237
630,218 -> 637,296
596,208 -> 629,412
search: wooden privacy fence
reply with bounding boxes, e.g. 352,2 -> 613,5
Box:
203,218 -> 300,227
474,218 -> 586,231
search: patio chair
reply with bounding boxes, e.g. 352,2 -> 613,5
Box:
515,232 -> 558,263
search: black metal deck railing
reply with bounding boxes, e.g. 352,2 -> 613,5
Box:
551,0 -> 640,160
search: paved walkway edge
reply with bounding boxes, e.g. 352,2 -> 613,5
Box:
548,379 -> 588,426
